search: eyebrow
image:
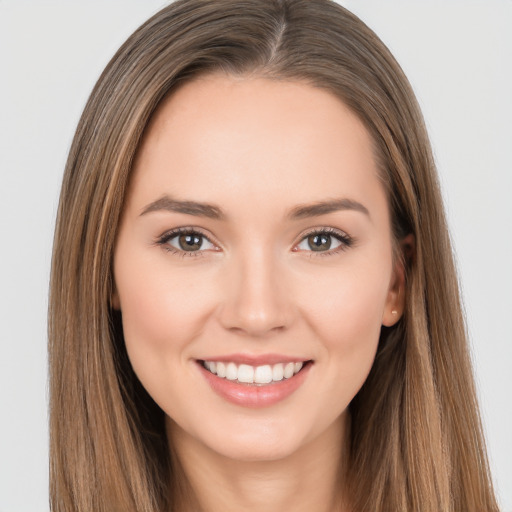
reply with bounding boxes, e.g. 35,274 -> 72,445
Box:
140,195 -> 370,221
286,198 -> 370,220
140,195 -> 226,220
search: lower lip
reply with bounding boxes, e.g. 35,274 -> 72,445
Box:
197,361 -> 312,408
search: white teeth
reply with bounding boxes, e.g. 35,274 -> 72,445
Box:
202,360 -> 306,384
226,362 -> 238,380
254,365 -> 273,384
238,364 -> 254,383
272,363 -> 284,381
284,362 -> 295,379
216,362 -> 226,378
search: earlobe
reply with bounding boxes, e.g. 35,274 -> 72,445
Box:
382,233 -> 415,327
382,274 -> 404,327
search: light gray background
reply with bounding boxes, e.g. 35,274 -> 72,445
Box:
0,1 -> 510,511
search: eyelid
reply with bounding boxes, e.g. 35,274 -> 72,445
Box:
155,226 -> 221,257
293,226 -> 354,255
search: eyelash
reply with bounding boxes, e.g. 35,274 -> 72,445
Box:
155,227 -> 217,258
296,227 -> 354,257
155,226 -> 354,258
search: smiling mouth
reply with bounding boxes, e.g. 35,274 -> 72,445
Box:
199,360 -> 310,386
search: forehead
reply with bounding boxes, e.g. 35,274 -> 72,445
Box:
127,74 -> 387,222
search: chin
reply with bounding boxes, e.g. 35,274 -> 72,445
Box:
194,414 -> 334,464
213,434 -> 303,463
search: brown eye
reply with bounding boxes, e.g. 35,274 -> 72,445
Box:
295,229 -> 350,254
178,233 -> 203,251
162,230 -> 216,253
307,233 -> 331,251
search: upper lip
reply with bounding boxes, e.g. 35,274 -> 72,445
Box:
198,353 -> 312,366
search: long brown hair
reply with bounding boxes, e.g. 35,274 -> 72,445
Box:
49,1 -> 499,510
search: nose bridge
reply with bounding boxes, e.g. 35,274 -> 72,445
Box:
219,243 -> 291,336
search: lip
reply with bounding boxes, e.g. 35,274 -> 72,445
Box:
197,358 -> 313,408
200,353 -> 310,366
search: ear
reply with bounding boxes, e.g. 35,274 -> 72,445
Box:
382,234 -> 415,327
110,282 -> 121,310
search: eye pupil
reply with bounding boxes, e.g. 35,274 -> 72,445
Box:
308,234 -> 331,251
179,234 -> 202,251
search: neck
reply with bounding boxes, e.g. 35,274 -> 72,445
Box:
166,413 -> 350,512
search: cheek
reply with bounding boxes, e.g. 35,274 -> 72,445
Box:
298,254 -> 391,339
113,251 -> 218,379
294,252 -> 391,393
113,256 -> 226,429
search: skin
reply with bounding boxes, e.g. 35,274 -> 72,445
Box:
113,74 -> 405,512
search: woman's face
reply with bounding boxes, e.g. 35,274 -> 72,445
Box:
113,74 -> 403,462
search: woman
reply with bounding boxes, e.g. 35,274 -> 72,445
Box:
48,0 -> 499,510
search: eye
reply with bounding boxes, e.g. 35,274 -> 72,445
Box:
294,228 -> 352,254
157,228 -> 217,256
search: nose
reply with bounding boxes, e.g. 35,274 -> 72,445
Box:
218,247 -> 293,338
